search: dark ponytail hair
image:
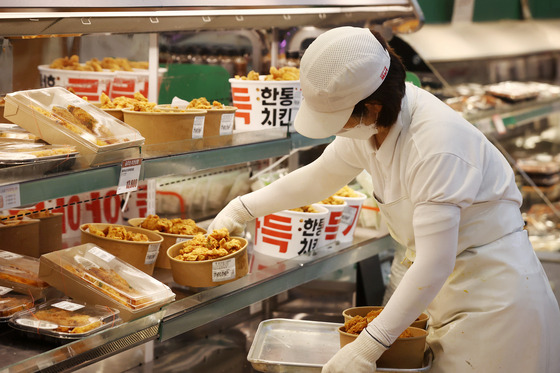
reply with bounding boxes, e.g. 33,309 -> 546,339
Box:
352,30 -> 406,128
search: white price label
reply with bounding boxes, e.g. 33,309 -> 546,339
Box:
0,286 -> 12,295
340,205 -> 358,225
192,116 -> 205,139
219,113 -> 234,135
0,183 -> 21,209
144,243 -> 160,265
175,237 -> 189,244
117,158 -> 142,195
88,246 -> 115,263
0,251 -> 23,260
16,318 -> 58,330
212,258 -> 236,282
491,114 -> 507,135
52,300 -> 85,312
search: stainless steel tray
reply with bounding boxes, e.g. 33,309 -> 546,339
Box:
247,318 -> 432,373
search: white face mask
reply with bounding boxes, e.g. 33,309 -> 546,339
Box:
336,112 -> 378,139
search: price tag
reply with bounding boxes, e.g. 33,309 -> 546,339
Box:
175,237 -> 189,244
52,300 -> 85,312
0,286 -> 12,295
117,158 -> 142,195
220,113 -> 234,135
491,114 -> 507,135
144,243 -> 160,265
0,183 -> 21,209
192,116 -> 205,139
0,251 -> 23,260
340,205 -> 358,225
212,258 -> 236,282
88,246 -> 115,263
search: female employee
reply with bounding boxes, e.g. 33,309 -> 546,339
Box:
208,27 -> 560,372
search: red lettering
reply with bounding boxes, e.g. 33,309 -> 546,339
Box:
103,190 -> 120,224
85,192 -> 102,223
66,195 -> 81,231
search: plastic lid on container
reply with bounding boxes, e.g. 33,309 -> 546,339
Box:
0,142 -> 77,161
9,298 -> 121,338
49,243 -> 174,310
0,293 -> 35,319
5,87 -> 144,149
0,250 -> 49,289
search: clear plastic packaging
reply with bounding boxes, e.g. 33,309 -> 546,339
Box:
8,298 -> 121,341
0,292 -> 35,320
0,250 -> 51,298
0,142 -> 77,164
39,243 -> 175,321
3,87 -> 144,164
0,123 -> 40,142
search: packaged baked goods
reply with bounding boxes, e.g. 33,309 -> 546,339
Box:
0,292 -> 36,321
3,87 -> 144,165
39,243 -> 175,321
0,123 -> 41,142
0,250 -> 53,298
8,298 -> 121,342
0,142 -> 77,170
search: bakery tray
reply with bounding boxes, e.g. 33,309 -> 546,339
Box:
247,319 -> 432,373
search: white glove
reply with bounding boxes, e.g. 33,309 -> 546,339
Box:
322,330 -> 387,373
207,197 -> 254,236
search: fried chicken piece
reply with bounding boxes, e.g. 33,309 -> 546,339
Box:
174,228 -> 243,262
68,105 -> 98,132
344,315 -> 368,335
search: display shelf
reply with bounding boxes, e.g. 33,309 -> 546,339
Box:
0,230 -> 394,373
2,130 -> 333,207
464,96 -> 560,137
0,1 -> 423,37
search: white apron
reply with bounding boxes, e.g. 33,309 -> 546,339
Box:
375,194 -> 560,373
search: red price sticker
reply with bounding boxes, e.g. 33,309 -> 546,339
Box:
117,158 -> 142,195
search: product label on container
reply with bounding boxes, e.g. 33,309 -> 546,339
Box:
175,237 -> 188,244
192,116 -> 205,139
212,258 -> 236,282
340,205 -> 359,225
219,113 -> 234,135
89,246 -> 116,263
0,286 -> 12,295
16,319 -> 58,330
0,251 -> 23,261
144,243 -> 160,265
52,301 -> 85,312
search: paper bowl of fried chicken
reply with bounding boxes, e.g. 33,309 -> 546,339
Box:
80,223 -> 163,275
128,215 -> 206,269
167,228 -> 248,288
342,306 -> 429,330
338,323 -> 427,369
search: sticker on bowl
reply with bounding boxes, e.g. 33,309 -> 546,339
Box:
192,116 -> 205,139
176,237 -> 189,244
88,246 -> 116,263
16,318 -> 58,330
144,243 -> 160,265
52,301 -> 85,312
212,258 -> 236,282
0,251 -> 23,261
220,113 -> 235,135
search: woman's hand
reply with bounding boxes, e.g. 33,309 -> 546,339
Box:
207,197 -> 254,236
322,330 -> 386,373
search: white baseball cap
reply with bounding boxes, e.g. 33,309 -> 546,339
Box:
294,27 -> 390,139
